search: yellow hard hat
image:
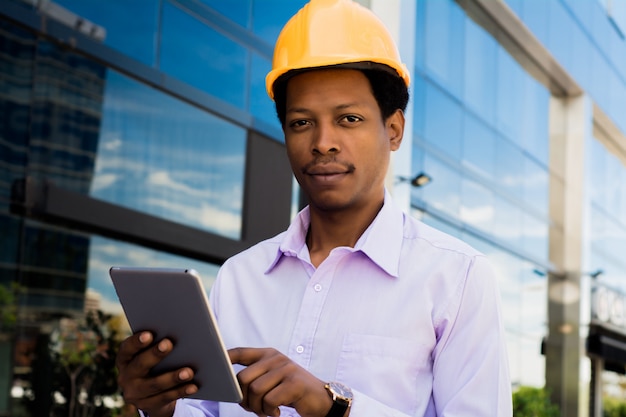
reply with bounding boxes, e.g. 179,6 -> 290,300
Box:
265,0 -> 410,100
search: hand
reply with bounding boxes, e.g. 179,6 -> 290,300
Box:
116,331 -> 199,417
229,347 -> 333,417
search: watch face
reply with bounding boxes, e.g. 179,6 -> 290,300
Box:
329,381 -> 353,401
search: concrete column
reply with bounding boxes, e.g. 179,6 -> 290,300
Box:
589,357 -> 604,417
546,94 -> 591,417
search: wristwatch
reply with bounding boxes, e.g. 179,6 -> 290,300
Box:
324,381 -> 353,417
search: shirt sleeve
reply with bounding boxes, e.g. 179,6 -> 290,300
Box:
430,255 -> 512,416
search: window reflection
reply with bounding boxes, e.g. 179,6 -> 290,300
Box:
495,137 -> 524,197
93,70 -> 246,239
522,212 -> 548,261
588,135 -> 626,292
87,235 -> 220,315
422,154 -> 461,219
249,52 -> 280,128
424,82 -> 462,160
462,113 -> 496,178
160,2 -> 247,109
251,0 -> 308,44
496,49 -> 525,144
493,196 -> 523,250
519,78 -> 549,165
464,17 -> 497,124
522,157 -> 549,218
54,0 -> 159,67
460,179 -> 494,234
423,0 -> 465,97
198,0 -> 252,28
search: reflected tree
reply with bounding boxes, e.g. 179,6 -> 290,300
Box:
24,310 -> 124,417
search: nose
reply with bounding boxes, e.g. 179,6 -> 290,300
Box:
312,121 -> 340,155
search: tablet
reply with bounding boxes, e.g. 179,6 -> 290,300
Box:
109,266 -> 243,403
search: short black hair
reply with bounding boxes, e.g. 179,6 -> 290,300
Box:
272,66 -> 409,126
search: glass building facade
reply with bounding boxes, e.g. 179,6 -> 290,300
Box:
0,0 -> 625,416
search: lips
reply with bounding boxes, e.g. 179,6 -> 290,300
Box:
301,162 -> 355,187
306,164 -> 350,176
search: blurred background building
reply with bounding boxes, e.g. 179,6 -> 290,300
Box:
0,0 -> 625,416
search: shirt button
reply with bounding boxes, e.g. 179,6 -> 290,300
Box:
314,284 -> 322,292
296,345 -> 304,354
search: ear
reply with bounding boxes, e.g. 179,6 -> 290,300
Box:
386,109 -> 405,151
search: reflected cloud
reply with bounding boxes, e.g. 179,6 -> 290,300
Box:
143,196 -> 241,237
460,204 -> 494,224
87,237 -> 221,314
91,173 -> 118,191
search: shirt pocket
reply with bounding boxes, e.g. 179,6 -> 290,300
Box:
335,333 -> 431,413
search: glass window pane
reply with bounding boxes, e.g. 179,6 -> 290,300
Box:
494,196 -> 523,251
424,0 -> 465,97
522,213 -> 548,262
520,79 -> 549,165
249,52 -> 280,129
495,137 -> 524,198
92,71 -> 246,240
411,74 -> 427,140
26,39 -> 106,194
422,154 -> 461,219
252,0 -> 308,44
523,156 -> 549,219
161,3 -> 247,109
460,179 -> 494,234
462,113 -> 496,178
496,49 -> 524,143
53,0 -> 159,67
198,0 -> 251,28
424,82 -> 463,160
464,17 -> 497,124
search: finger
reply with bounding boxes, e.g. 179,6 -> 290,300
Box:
236,354 -> 288,416
116,331 -> 154,368
248,370 -> 283,417
123,367 -> 197,406
117,338 -> 177,396
229,347 -> 268,366
129,378 -> 198,417
127,338 -> 175,377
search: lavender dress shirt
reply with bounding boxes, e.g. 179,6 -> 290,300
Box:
170,192 -> 512,417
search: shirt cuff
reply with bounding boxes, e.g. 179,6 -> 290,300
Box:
349,389 -> 412,417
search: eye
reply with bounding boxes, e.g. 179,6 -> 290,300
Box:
288,119 -> 311,129
339,115 -> 363,124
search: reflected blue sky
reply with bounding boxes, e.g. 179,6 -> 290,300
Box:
87,235 -> 220,315
161,2 -> 248,109
54,0 -> 159,66
92,70 -> 246,239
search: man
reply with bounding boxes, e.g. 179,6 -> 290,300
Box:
116,1 -> 512,416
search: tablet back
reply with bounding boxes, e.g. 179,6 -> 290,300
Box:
110,266 -> 242,403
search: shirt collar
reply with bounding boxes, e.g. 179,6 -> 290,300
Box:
266,190 -> 404,278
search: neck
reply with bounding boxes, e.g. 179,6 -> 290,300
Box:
306,197 -> 384,267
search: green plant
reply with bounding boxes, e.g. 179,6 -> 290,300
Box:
513,386 -> 560,417
0,282 -> 22,331
604,396 -> 626,417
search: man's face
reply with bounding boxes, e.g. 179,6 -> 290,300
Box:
283,68 -> 404,213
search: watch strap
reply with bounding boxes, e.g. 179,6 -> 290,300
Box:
325,400 -> 349,417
